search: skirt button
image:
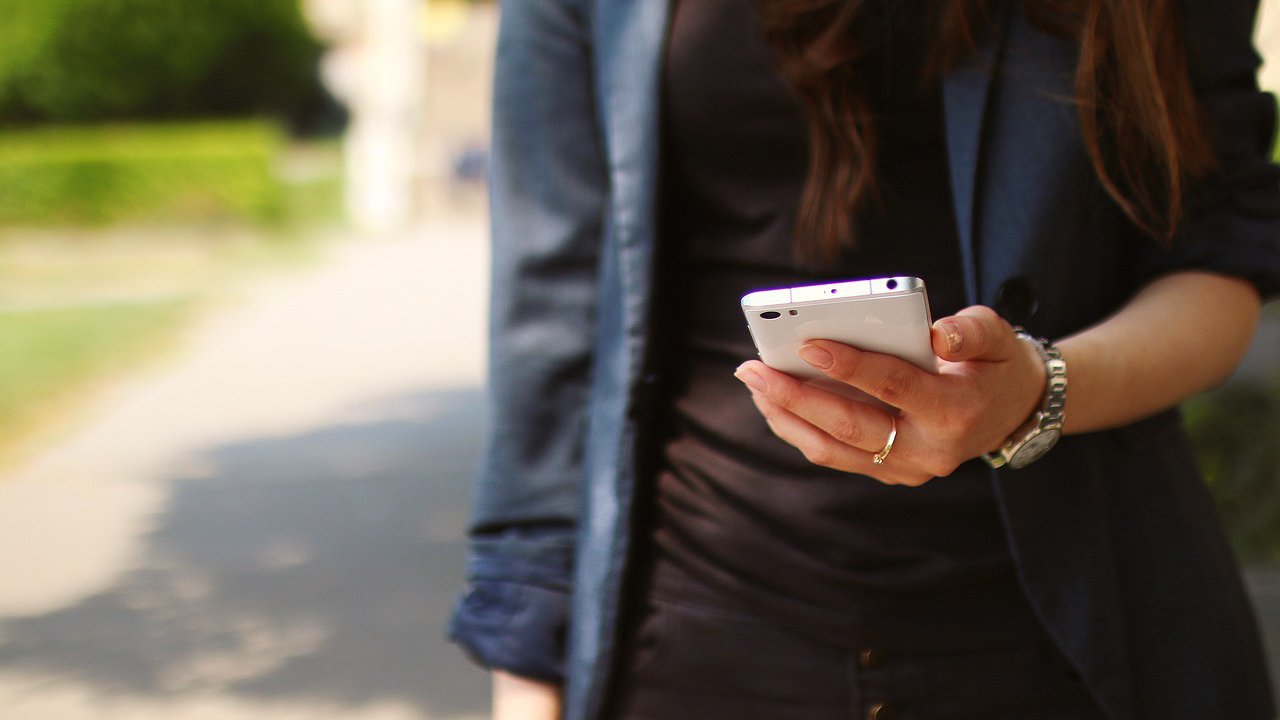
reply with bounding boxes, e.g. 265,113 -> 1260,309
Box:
866,702 -> 893,720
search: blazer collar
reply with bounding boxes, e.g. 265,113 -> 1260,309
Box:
942,1 -> 1012,306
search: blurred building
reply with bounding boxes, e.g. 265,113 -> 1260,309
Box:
302,0 -> 495,233
304,0 -> 422,233
1261,0 -> 1279,94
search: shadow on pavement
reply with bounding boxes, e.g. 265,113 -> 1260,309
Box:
0,388 -> 489,718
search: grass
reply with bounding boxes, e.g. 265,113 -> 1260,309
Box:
0,134 -> 345,467
0,298 -> 193,462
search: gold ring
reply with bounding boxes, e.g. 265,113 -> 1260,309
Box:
872,416 -> 897,465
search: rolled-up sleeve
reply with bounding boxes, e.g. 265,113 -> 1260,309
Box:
445,0 -> 607,684
448,526 -> 576,682
1133,0 -> 1280,297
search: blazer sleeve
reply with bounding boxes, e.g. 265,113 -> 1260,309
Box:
1133,0 -> 1280,298
447,0 -> 607,683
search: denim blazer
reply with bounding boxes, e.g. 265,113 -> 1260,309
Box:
450,1 -> 1280,718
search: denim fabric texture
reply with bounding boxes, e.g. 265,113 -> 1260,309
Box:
448,527 -> 575,681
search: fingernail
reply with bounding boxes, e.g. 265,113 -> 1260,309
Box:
940,322 -> 962,353
734,365 -> 768,392
798,344 -> 834,369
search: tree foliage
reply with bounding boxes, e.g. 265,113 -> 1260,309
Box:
0,0 -> 342,133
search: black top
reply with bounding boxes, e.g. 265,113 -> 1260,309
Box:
648,0 -> 1038,642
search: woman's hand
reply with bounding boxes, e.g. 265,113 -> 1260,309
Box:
734,305 -> 1045,485
493,671 -> 561,720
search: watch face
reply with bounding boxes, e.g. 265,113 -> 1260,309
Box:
1009,430 -> 1061,469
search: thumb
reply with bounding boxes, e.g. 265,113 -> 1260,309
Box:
931,306 -> 1018,362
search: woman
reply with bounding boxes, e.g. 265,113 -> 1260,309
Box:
450,0 -> 1280,718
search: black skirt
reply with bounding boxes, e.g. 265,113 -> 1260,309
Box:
604,556 -> 1107,720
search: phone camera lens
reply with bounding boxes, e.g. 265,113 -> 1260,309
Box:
886,279 -> 898,290
789,310 -> 798,316
761,311 -> 781,320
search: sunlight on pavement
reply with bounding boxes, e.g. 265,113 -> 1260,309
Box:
0,217 -> 491,719
0,677 -> 483,720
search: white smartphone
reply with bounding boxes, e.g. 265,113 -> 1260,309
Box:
741,276 -> 938,397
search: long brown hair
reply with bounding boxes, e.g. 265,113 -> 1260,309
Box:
757,0 -> 1216,263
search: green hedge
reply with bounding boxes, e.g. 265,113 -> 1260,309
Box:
0,121 -> 285,226
1185,378 -> 1280,563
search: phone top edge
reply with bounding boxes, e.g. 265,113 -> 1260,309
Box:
741,276 -> 925,308
741,288 -> 792,307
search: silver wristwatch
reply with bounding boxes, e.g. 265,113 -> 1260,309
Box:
982,331 -> 1067,470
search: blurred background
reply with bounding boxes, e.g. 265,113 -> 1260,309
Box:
0,1 -> 1275,718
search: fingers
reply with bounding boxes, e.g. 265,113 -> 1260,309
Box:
746,389 -> 872,469
931,306 -> 1017,362
796,340 -> 934,413
734,305 -> 1029,483
735,361 -> 895,453
746,390 -> 933,486
732,361 -> 911,479
493,671 -> 561,720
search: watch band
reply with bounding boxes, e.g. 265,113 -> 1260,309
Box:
1025,332 -> 1067,424
981,331 -> 1067,469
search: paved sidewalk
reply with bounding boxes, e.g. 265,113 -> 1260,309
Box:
0,219 -> 491,719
